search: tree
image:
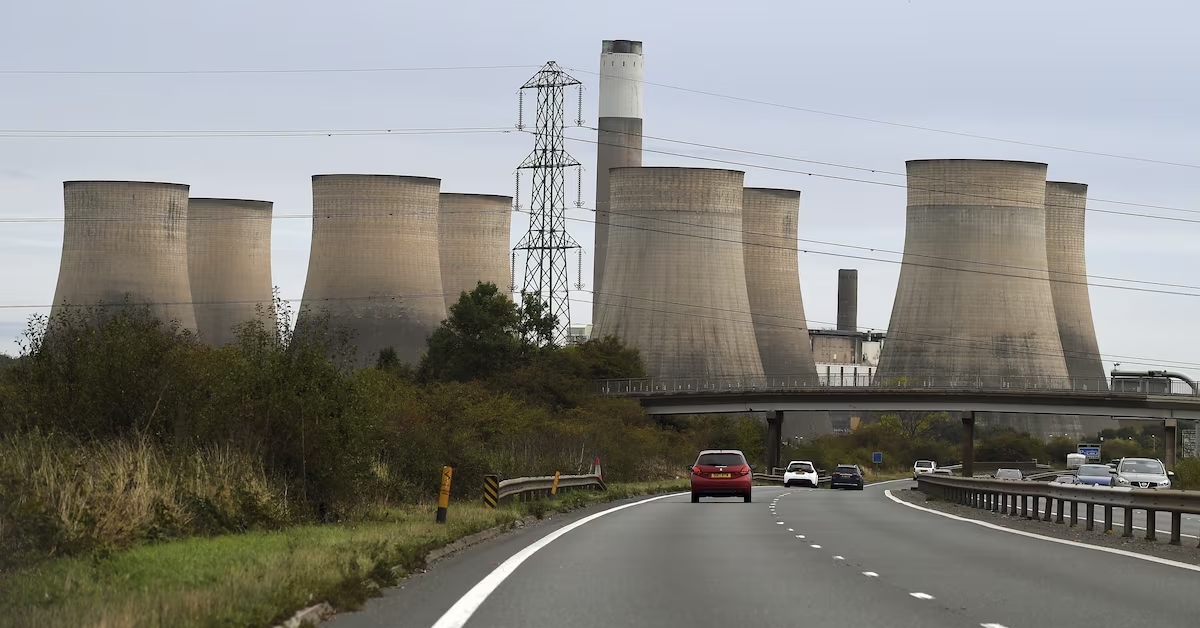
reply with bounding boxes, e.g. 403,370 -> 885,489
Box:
419,283 -> 555,383
0,353 -> 15,370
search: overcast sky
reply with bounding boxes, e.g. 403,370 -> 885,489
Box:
1,0 -> 1197,377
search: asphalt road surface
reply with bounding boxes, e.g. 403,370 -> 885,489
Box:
328,481 -> 1200,628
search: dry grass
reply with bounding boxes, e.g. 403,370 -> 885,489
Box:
0,481 -> 687,628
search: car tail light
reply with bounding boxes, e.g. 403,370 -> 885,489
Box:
736,468 -> 750,476
692,466 -> 702,476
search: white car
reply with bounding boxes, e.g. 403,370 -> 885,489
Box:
783,460 -> 819,488
912,459 -> 937,480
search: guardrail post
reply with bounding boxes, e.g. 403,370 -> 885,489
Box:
436,465 -> 454,524
1085,503 -> 1094,531
1022,495 -> 1030,518
961,412 -> 975,479
1170,512 -> 1182,545
1122,507 -> 1134,537
1009,494 -> 1017,516
1145,510 -> 1156,541
1104,505 -> 1113,533
1042,496 -> 1052,521
991,492 -> 1000,512
1069,500 -> 1078,527
483,474 -> 499,509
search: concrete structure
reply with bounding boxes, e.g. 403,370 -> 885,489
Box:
811,329 -> 885,386
438,193 -> 513,311
567,323 -> 593,345
592,167 -> 763,379
52,181 -> 196,331
877,159 -> 1070,383
297,174 -> 446,366
837,269 -> 858,331
592,39 -> 644,319
1045,182 -> 1107,387
187,198 -> 274,345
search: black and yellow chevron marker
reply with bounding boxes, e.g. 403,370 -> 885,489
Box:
483,474 -> 499,509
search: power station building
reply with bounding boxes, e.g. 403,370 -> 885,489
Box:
1045,181 -> 1107,388
187,198 -> 275,345
438,193 -> 513,311
592,39 -> 644,319
297,174 -> 447,366
592,167 -> 763,379
52,180 -> 197,331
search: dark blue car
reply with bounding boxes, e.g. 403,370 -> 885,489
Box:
1075,464 -> 1113,486
831,464 -> 865,490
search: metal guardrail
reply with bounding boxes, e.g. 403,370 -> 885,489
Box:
917,475 -> 1200,546
497,474 -> 605,501
594,375 -> 1200,396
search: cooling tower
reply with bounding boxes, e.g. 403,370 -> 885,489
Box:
187,198 -> 274,345
438,193 -> 513,311
297,175 -> 446,366
592,167 -> 763,379
837,269 -> 858,332
51,181 -> 196,331
592,39 -> 644,320
876,159 -> 1070,384
741,188 -> 819,380
1045,182 -> 1107,388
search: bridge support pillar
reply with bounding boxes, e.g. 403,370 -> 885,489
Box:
1165,419 -> 1177,469
766,411 -> 783,473
961,412 -> 975,478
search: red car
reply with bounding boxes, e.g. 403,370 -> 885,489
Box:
690,449 -> 753,503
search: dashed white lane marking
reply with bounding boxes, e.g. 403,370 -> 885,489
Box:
885,490 -> 1200,573
810,544 -> 822,549
787,528 -> 794,531
909,592 -> 934,600
862,571 -> 879,577
429,492 -> 684,628
795,534 -> 805,539
776,521 -> 785,525
833,555 -> 844,560
980,624 -> 1009,628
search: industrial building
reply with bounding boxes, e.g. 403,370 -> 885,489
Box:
438,193 -> 513,311
592,167 -> 763,379
297,174 -> 447,366
52,180 -> 197,332
1045,182 -> 1107,388
187,198 -> 274,345
592,39 -> 644,320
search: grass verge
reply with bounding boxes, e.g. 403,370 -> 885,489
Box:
0,479 -> 686,628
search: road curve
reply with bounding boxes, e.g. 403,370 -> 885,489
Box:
328,482 -> 1200,628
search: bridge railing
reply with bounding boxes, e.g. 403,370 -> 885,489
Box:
594,375 -> 1200,396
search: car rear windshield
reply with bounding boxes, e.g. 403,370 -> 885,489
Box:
835,465 -> 858,473
915,461 -> 934,468
1078,465 -> 1110,477
1120,459 -> 1164,474
996,470 -> 1021,479
697,453 -> 745,466
787,463 -> 814,472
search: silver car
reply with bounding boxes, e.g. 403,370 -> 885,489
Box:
1112,457 -> 1174,489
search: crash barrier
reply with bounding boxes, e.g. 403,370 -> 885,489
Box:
917,475 -> 1200,547
497,473 -> 605,502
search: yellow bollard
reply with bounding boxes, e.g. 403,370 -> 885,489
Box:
436,466 -> 454,523
551,471 -> 561,496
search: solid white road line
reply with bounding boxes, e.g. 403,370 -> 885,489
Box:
885,490 -> 1200,573
429,492 -> 685,628
909,592 -> 934,600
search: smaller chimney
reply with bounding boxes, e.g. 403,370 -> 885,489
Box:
837,269 -> 858,331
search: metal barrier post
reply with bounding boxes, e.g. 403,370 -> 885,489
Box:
1122,507 -> 1134,537
1009,494 -> 1017,516
1042,497 -> 1052,522
1086,503 -> 1095,531
1170,512 -> 1182,545
1070,500 -> 1078,527
1104,505 -> 1113,533
1145,510 -> 1156,541
436,466 -> 454,524
1055,499 -> 1064,524
483,474 -> 499,509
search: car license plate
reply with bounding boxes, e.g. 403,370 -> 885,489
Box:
711,473 -> 731,478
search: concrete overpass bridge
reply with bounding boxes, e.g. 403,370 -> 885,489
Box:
594,375 -> 1200,475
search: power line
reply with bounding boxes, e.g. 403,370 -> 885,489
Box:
563,66 -> 1200,171
0,64 -> 538,76
0,127 -> 514,139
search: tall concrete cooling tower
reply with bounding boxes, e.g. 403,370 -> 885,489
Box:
741,188 -> 819,381
592,39 -> 644,320
438,193 -> 513,311
876,160 -> 1070,384
298,175 -> 446,366
1045,182 -> 1107,388
187,198 -> 274,345
52,181 -> 196,331
593,167 -> 763,379
837,269 -> 858,331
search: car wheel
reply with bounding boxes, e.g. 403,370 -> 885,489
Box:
744,493 -> 752,503
857,484 -> 864,491
691,493 -> 699,503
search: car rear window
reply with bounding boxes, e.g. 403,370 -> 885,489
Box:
787,462 -> 814,473
835,465 -> 858,473
697,453 -> 745,466
915,461 -> 934,468
1078,465 -> 1109,477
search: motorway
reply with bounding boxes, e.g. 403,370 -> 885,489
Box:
328,481 -> 1200,628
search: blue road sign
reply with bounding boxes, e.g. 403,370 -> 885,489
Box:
872,451 -> 883,464
1078,445 -> 1101,462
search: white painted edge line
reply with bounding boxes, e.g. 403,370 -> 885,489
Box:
909,592 -> 934,600
884,490 -> 1200,573
430,492 -> 685,628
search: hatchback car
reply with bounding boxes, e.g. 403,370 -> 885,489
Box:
830,464 -> 864,490
912,459 -> 937,481
782,460 -> 818,487
994,468 -> 1023,481
691,449 -> 753,502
